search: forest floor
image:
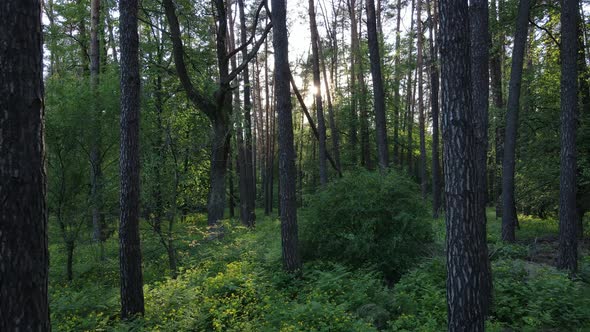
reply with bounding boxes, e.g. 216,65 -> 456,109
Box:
48,208 -> 590,331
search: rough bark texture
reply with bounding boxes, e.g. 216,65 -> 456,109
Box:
502,0 -> 530,242
309,0 -> 329,185
557,0 -> 579,273
272,0 -> 302,273
119,0 -> 145,319
0,0 -> 50,328
439,0 -> 487,329
366,0 -> 389,170
469,0 -> 492,315
428,0 -> 441,218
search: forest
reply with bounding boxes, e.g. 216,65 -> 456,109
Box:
1,0 -> 590,330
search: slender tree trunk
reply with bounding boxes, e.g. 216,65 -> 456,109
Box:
272,0 -> 302,273
417,0 -> 427,196
557,0 -> 579,273
404,0 -> 416,171
469,0 -> 492,315
348,0 -> 359,165
502,0 -> 530,242
439,1 -> 487,329
393,0 -> 403,165
366,0 -> 389,170
66,241 -> 75,281
428,0 -> 441,217
318,36 -> 342,173
490,0 -> 505,220
119,0 -> 145,318
309,0 -> 329,185
0,0 -> 49,328
238,0 -> 256,227
90,0 -> 105,253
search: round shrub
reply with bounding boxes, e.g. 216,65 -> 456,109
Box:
299,170 -> 434,280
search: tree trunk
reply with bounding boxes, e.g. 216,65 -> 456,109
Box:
208,117 -> 231,228
428,0 -> 441,218
66,241 -> 75,281
309,0 -> 329,185
272,0 -> 302,273
501,0 -> 530,242
0,0 -> 49,328
404,0 -> 416,171
319,36 -> 342,173
366,0 -> 389,170
348,0 -> 359,165
417,0 -> 427,196
238,0 -> 256,227
557,0 -> 579,273
392,0 -> 403,165
469,0 -> 492,315
90,0 -> 106,251
119,0 -> 145,318
439,0 -> 487,329
490,0 -> 505,220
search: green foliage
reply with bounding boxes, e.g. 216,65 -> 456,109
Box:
387,256 -> 590,331
50,216 -> 393,331
300,170 -> 434,279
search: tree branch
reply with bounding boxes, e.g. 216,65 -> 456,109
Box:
224,22 -> 273,85
224,0 -> 267,61
162,0 -> 216,119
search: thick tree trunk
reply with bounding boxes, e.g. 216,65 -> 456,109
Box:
439,0 -> 488,329
309,0 -> 329,185
501,0 -> 530,242
366,0 -> 389,170
428,0 -> 441,218
208,117 -> 231,228
272,0 -> 302,273
119,0 -> 145,318
557,0 -> 579,273
469,0 -> 492,315
0,0 -> 49,328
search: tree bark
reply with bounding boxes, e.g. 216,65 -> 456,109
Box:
439,0 -> 487,329
557,0 -> 579,273
272,0 -> 302,273
0,1 -> 49,327
501,0 -> 530,242
309,0 -> 329,185
366,0 -> 389,170
119,0 -> 145,318
469,0 -> 492,315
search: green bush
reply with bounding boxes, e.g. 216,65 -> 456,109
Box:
388,256 -> 590,331
300,170 -> 434,280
